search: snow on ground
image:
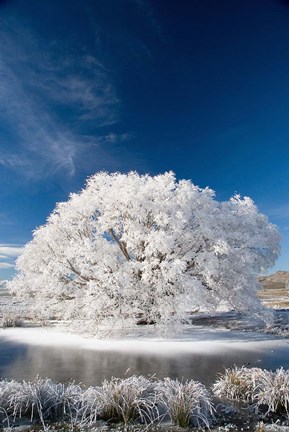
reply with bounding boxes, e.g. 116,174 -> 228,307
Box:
0,325 -> 288,354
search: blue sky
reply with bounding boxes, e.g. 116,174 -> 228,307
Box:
1,0 -> 289,279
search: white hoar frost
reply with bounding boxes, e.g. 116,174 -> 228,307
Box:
8,171 -> 280,331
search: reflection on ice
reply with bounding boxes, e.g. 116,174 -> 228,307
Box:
0,325 -> 288,387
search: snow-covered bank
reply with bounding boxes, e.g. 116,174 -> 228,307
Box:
1,327 -> 289,430
0,325 -> 288,354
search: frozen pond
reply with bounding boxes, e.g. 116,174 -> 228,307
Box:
0,325 -> 289,387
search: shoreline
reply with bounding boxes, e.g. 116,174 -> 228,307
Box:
1,325 -> 288,355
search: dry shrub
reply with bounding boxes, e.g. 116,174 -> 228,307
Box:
1,315 -> 24,328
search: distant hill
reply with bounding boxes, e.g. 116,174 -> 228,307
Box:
259,270 -> 289,286
258,271 -> 289,309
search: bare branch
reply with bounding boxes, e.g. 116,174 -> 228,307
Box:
67,259 -> 92,282
108,228 -> 131,261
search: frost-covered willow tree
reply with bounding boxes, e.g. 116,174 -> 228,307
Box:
9,172 -> 280,328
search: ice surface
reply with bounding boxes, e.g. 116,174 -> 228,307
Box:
0,325 -> 288,354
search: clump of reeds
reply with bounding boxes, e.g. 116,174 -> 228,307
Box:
213,366 -> 289,418
213,366 -> 265,402
99,375 -> 159,425
58,381 -> 83,423
255,367 -> 289,415
0,375 -> 214,428
0,379 -> 23,415
156,377 -> 214,428
70,385 -> 102,426
8,377 -> 67,426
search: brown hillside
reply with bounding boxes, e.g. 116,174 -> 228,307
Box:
258,271 -> 289,309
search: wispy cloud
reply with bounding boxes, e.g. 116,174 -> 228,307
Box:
0,46 -> 76,177
0,154 -> 30,168
97,132 -> 135,145
0,17 -> 126,180
32,54 -> 119,126
0,263 -> 15,269
0,244 -> 23,272
0,245 -> 23,257
267,204 -> 289,220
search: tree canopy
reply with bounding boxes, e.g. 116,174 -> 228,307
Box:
9,172 -> 280,329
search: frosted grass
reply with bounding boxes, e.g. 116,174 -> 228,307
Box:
99,376 -> 160,425
2,367 -> 289,429
156,377 -> 214,428
213,366 -> 289,418
213,366 -> 266,402
255,368 -> 289,415
0,375 -> 213,428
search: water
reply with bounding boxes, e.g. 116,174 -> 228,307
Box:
0,328 -> 289,387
